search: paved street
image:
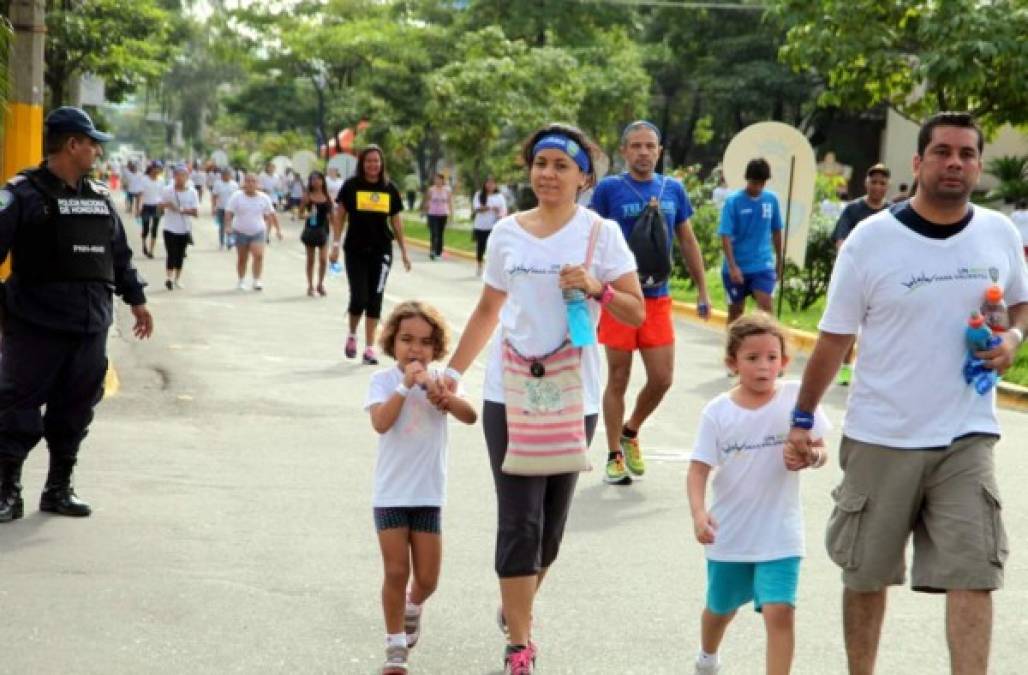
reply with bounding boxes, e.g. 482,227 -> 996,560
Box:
2,206 -> 1027,674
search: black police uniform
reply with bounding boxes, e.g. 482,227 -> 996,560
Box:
0,162 -> 147,522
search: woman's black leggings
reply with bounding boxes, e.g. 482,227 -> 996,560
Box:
344,249 -> 392,319
163,231 -> 189,271
483,401 -> 598,578
473,229 -> 491,263
427,214 -> 447,256
140,205 -> 161,239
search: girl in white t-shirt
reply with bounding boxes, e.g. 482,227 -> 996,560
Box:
364,301 -> 476,675
687,313 -> 830,675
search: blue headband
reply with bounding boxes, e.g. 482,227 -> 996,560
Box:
531,134 -> 591,173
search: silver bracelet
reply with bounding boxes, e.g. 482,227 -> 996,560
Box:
394,383 -> 411,397
444,367 -> 462,382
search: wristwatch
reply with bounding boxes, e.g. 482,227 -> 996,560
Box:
594,283 -> 615,306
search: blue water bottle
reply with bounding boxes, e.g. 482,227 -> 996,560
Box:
329,260 -> 343,277
563,288 -> 595,347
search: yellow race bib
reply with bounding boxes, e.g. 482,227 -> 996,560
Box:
356,190 -> 390,213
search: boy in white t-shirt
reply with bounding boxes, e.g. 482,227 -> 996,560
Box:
688,313 -> 830,675
364,301 -> 476,675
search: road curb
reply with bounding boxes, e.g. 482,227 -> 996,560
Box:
408,236 -> 1028,412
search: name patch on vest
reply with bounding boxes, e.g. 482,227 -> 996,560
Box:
57,198 -> 111,216
72,244 -> 107,254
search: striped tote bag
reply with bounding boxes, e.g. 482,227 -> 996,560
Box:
500,339 -> 590,476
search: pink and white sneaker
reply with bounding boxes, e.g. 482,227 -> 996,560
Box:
504,642 -> 536,675
363,347 -> 379,365
345,335 -> 357,359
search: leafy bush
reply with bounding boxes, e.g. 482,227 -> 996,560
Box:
986,155 -> 1028,203
782,213 -> 835,312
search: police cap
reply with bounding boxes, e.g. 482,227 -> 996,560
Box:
45,106 -> 113,143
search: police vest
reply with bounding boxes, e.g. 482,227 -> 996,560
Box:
13,171 -> 116,284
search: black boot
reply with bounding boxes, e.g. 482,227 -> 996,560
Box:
39,455 -> 91,517
0,456 -> 24,522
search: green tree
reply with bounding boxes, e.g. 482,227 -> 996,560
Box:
643,4 -> 818,167
44,0 -> 176,106
773,0 -> 1028,131
425,27 -> 585,188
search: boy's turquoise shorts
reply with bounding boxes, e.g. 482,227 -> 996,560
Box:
706,556 -> 801,615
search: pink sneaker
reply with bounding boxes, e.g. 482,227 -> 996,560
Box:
363,347 -> 379,365
345,335 -> 357,359
504,643 -> 536,675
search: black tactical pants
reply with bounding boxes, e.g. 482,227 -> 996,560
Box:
0,316 -> 107,462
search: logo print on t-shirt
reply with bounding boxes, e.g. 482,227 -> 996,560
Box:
762,203 -> 773,219
357,191 -> 390,213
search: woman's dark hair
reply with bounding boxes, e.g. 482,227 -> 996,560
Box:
356,145 -> 388,185
307,170 -> 330,200
520,123 -> 600,189
478,175 -> 497,206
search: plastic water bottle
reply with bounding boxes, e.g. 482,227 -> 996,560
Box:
563,288 -> 595,347
329,260 -> 343,277
980,284 -> 1009,333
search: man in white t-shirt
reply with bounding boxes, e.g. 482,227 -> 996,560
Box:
225,173 -> 278,290
257,163 -> 284,241
211,168 -> 239,250
788,112 -> 1028,675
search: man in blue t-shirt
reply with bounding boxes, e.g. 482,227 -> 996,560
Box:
718,158 -> 784,323
590,120 -> 711,486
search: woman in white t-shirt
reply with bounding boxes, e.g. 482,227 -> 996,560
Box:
160,165 -> 200,290
225,173 -> 280,291
471,176 -> 507,276
1012,199 -> 1028,260
438,124 -> 644,673
687,313 -> 830,675
134,163 -> 165,258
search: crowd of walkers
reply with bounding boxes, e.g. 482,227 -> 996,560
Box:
41,110 -> 1028,675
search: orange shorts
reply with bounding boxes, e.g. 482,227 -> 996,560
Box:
598,295 -> 675,352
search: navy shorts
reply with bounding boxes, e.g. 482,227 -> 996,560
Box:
373,507 -> 441,534
722,268 -> 777,304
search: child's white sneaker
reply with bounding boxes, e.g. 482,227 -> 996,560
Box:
695,655 -> 721,674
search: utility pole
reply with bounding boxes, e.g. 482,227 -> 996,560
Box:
1,0 -> 46,279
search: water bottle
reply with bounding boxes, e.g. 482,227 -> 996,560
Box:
563,287 -> 595,347
980,284 -> 1009,333
225,232 -> 236,249
329,260 -> 343,277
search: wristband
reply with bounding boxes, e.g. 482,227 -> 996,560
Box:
1010,327 -> 1024,346
443,367 -> 462,382
594,283 -> 615,306
791,407 -> 815,430
394,383 -> 411,397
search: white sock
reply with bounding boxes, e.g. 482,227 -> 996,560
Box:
386,633 -> 407,649
405,599 -> 422,616
697,650 -> 718,666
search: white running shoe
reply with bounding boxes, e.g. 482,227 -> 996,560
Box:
253,280 -> 264,291
237,280 -> 249,291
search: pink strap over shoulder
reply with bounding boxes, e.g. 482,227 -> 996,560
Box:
584,217 -> 602,268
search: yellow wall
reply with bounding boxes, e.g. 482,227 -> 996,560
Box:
0,102 -> 44,279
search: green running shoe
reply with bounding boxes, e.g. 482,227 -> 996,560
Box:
836,363 -> 853,386
604,453 -> 632,485
620,435 -> 645,476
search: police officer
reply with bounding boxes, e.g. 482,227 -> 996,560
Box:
0,107 -> 154,523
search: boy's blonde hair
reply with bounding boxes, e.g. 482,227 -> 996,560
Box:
379,301 -> 450,361
725,312 -> 789,361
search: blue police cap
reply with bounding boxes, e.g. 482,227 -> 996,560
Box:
44,106 -> 113,143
